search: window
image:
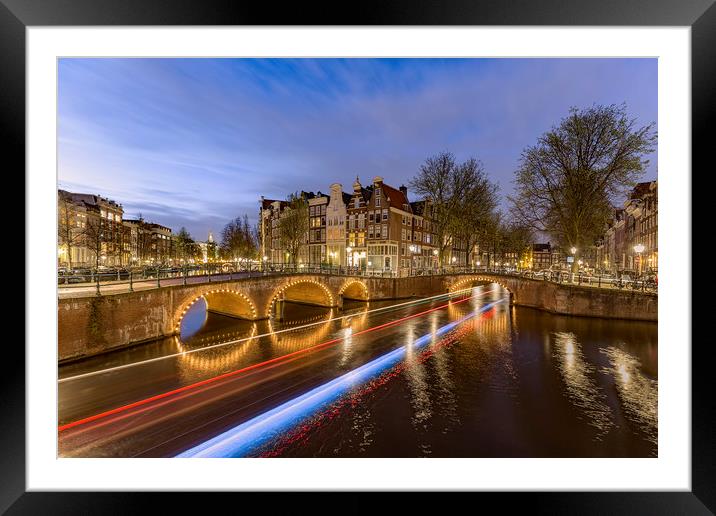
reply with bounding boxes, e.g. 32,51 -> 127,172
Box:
375,225 -> 381,239
369,213 -> 374,222
383,224 -> 388,239
368,225 -> 374,239
375,197 -> 381,207
354,198 -> 360,209
382,209 -> 388,220
401,228 -> 406,240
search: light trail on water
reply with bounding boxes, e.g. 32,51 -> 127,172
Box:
59,289 -> 496,432
176,299 -> 504,458
59,287 -> 479,384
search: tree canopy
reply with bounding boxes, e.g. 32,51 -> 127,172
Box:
510,104 -> 656,254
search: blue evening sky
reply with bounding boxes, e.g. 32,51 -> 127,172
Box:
58,58 -> 657,240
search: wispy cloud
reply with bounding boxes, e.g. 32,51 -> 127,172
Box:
58,58 -> 657,239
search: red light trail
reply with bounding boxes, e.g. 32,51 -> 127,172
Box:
59,290 -> 493,433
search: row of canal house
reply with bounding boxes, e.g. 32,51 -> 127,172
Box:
260,176 -> 449,275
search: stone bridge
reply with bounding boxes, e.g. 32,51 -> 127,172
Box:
58,272 -> 657,362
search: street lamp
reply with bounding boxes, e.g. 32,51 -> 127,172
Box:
633,243 -> 645,275
409,244 -> 416,275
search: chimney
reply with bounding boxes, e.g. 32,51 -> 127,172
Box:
399,184 -> 408,197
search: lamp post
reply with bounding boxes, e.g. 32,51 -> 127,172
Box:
633,243 -> 645,276
569,246 -> 578,276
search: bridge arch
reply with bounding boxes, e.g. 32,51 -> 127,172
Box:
174,288 -> 258,334
265,278 -> 336,318
447,275 -> 515,303
338,279 -> 369,301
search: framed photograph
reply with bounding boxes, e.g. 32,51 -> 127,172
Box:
7,0 -> 711,511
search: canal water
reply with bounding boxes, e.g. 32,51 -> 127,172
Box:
59,283 -> 657,458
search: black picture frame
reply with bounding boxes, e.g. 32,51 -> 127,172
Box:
5,0 -> 710,512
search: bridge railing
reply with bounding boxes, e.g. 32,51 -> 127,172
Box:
57,262 -> 657,297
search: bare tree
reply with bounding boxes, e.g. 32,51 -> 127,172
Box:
83,214 -> 105,271
451,158 -> 500,266
502,219 -> 534,267
278,192 -> 309,266
174,227 -> 197,263
220,215 -> 258,268
411,151 -> 475,266
57,196 -> 85,269
221,218 -> 247,263
510,104 -> 656,271
240,214 -> 258,264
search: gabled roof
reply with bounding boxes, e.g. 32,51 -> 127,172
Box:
379,183 -> 410,208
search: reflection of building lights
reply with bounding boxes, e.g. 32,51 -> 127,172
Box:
176,300 -> 503,458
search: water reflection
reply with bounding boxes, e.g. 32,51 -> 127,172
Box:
601,346 -> 658,447
551,332 -> 613,438
176,324 -> 258,377
60,282 -> 658,458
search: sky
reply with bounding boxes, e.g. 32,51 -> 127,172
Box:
58,58 -> 657,240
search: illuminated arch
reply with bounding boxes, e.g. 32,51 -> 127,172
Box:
338,279 -> 369,301
265,279 -> 335,317
448,275 -> 513,297
266,309 -> 334,351
175,323 -> 258,374
174,288 -> 258,333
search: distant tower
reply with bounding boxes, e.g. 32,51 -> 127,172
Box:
208,231 -> 214,243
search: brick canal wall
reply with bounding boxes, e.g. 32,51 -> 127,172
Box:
507,278 -> 658,321
58,273 -> 657,362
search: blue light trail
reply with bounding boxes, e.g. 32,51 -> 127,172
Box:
176,299 -> 503,458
